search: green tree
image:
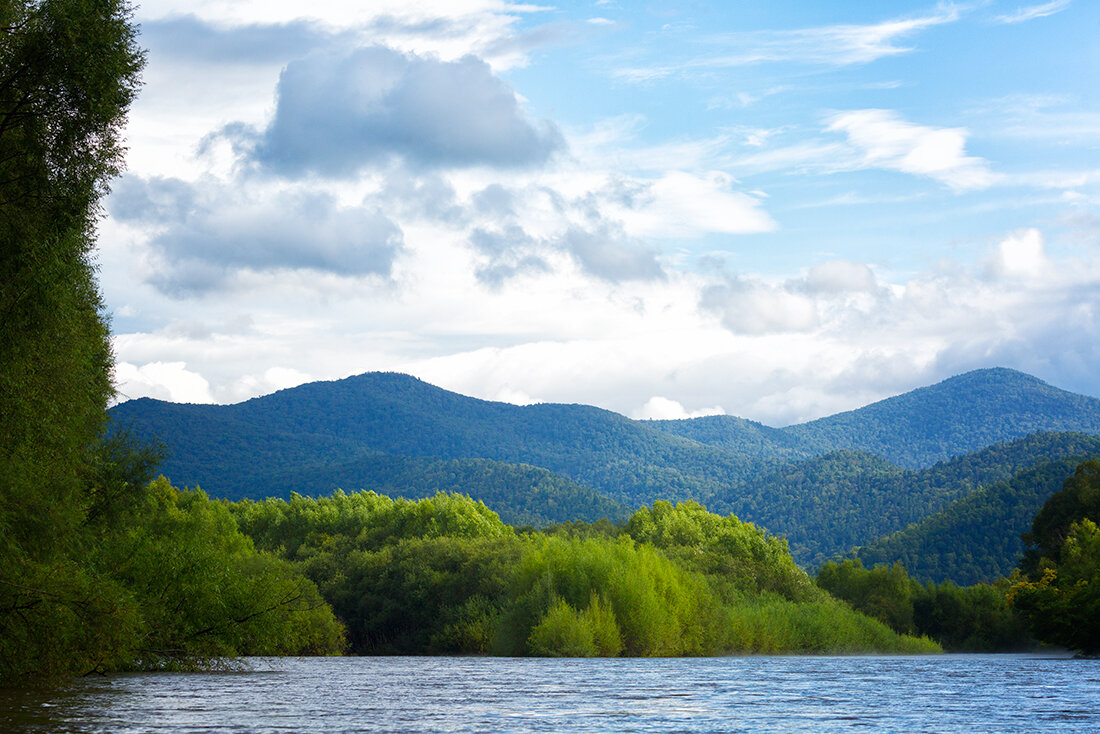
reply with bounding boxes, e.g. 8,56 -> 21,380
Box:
1010,519 -> 1100,655
0,0 -> 144,684
1021,459 -> 1100,573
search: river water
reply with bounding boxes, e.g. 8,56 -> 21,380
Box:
2,654 -> 1098,732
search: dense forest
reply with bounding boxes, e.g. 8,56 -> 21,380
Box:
852,453 -> 1100,584
230,492 -> 938,656
713,432 -> 1100,568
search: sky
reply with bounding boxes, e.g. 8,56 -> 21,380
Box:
102,0 -> 1100,426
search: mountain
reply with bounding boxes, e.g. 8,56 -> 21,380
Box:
852,451 -> 1100,585
707,432 -> 1100,568
110,368 -> 1100,545
654,368 -> 1100,469
109,372 -> 780,509
220,453 -> 629,527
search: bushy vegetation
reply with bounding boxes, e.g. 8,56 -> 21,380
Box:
816,559 -> 1032,652
233,493 -> 939,657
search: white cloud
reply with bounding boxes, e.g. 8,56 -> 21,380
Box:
986,228 -> 1049,278
995,0 -> 1072,24
608,171 -> 776,238
613,5 -> 961,81
632,396 -> 724,420
826,109 -> 997,190
114,361 -> 214,403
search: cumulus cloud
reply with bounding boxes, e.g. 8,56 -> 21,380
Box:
110,175 -> 403,295
700,276 -> 819,335
801,259 -> 879,294
826,109 -> 996,190
986,228 -> 1049,278
232,46 -> 563,177
559,225 -> 665,283
114,361 -> 214,403
632,396 -> 724,420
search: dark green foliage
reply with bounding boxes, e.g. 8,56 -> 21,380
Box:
854,451 -> 1100,584
220,452 -> 628,527
817,559 -> 1032,652
713,433 -> 1100,569
1008,463 -> 1100,654
1022,460 -> 1100,572
817,560 -> 916,634
783,368 -> 1100,468
1010,519 -> 1100,655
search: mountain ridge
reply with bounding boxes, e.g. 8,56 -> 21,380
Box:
111,367 -> 1100,553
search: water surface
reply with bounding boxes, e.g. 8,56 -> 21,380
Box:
3,654 -> 1098,732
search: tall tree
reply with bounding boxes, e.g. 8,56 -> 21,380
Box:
0,0 -> 143,682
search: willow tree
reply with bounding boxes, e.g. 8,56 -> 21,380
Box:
0,0 -> 144,682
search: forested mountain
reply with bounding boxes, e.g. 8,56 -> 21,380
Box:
852,452 -> 1100,585
111,369 -> 1100,560
218,453 -> 629,527
110,372 -> 781,507
707,432 -> 1100,568
654,368 -> 1100,469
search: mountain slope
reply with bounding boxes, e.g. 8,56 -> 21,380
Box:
853,452 -> 1100,585
217,453 -> 629,527
110,372 -> 779,507
652,368 -> 1100,469
708,432 -> 1100,568
785,368 -> 1100,468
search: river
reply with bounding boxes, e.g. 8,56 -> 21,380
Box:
2,654 -> 1098,732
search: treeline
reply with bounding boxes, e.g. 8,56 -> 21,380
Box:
230,493 -> 939,656
816,560 -> 1031,651
205,452 -> 629,527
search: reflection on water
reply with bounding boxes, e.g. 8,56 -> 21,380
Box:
2,654 -> 1098,733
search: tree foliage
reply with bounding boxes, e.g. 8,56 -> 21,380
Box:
234,492 -> 939,657
1009,461 -> 1100,654
816,559 -> 1032,651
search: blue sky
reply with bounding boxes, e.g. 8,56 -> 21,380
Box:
102,1 -> 1100,425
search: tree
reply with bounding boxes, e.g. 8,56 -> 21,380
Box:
0,0 -> 144,684
1009,519 -> 1100,655
1010,460 -> 1100,655
1021,460 -> 1100,573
